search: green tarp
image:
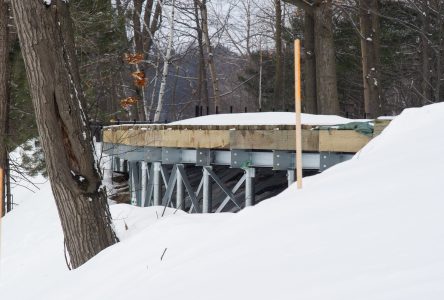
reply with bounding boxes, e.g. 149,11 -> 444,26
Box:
316,121 -> 374,136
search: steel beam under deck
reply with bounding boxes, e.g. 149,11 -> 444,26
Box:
103,143 -> 349,170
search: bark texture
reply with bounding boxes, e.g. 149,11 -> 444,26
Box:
200,0 -> 221,112
359,0 -> 383,118
282,0 -> 339,115
194,0 -> 209,111
0,0 -> 8,216
303,11 -> 317,114
11,0 -> 117,269
274,0 -> 283,110
313,0 -> 339,115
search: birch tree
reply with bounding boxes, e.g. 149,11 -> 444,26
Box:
153,0 -> 175,122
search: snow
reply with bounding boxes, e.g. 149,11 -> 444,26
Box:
1,103 -> 444,299
105,112 -> 369,128
169,112 -> 369,126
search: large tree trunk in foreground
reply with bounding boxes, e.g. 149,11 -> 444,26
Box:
0,0 -> 10,216
11,0 -> 117,269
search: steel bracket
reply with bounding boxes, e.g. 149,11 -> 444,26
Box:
196,149 -> 213,166
162,148 -> 181,164
230,149 -> 251,169
272,151 -> 295,170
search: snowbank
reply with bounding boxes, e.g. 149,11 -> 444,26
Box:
1,103 -> 444,300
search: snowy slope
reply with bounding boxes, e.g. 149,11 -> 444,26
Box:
1,103 -> 444,300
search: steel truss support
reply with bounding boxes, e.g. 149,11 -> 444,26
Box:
152,162 -> 161,206
204,166 -> 241,210
202,166 -> 212,213
176,167 -> 184,209
287,169 -> 295,186
129,161 -> 142,206
245,167 -> 255,207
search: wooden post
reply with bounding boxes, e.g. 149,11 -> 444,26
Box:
294,39 -> 303,189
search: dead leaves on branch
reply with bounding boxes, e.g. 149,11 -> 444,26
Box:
121,54 -> 146,110
131,71 -> 147,87
120,96 -> 139,110
123,53 -> 144,65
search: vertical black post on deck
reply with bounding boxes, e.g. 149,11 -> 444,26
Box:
230,106 -> 233,113
216,106 -> 219,114
195,105 -> 199,117
244,107 -> 247,113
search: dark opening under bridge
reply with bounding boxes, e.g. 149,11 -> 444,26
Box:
101,119 -> 389,213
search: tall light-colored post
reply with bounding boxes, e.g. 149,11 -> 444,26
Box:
294,39 -> 303,189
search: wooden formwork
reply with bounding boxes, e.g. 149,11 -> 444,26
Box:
103,122 -> 388,153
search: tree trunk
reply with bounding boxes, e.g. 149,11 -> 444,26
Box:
303,11 -> 317,114
154,0 -> 175,122
132,0 -> 145,120
274,0 -> 283,110
0,0 -> 10,216
359,0 -> 383,118
200,0 -> 221,112
143,1 -> 161,55
194,0 -> 209,111
11,0 -> 117,269
420,5 -> 431,103
313,0 -> 339,115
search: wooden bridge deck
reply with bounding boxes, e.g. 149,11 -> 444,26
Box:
103,120 -> 390,153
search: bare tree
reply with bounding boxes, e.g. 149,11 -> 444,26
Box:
359,0 -> 383,118
274,0 -> 284,109
11,0 -> 117,269
154,0 -> 176,122
199,0 -> 221,112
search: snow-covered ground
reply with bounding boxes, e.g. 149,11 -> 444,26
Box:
1,104 -> 444,299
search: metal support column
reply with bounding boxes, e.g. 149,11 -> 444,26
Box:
122,160 -> 128,172
176,167 -> 184,209
114,157 -> 121,172
141,162 -> 148,207
202,166 -> 212,213
287,169 -> 295,186
129,162 -> 142,206
153,162 -> 161,206
245,167 -> 255,207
